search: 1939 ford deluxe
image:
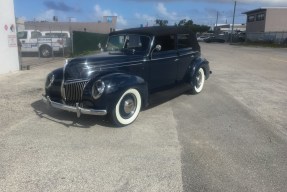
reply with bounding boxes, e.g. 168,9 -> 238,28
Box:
43,26 -> 211,126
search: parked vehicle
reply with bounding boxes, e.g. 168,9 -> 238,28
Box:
43,26 -> 211,126
204,36 -> 225,43
41,31 -> 70,38
17,30 -> 70,58
197,36 -> 208,42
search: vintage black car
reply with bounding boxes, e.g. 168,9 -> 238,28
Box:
43,26 -> 211,126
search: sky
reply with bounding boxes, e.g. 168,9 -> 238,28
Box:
14,0 -> 287,29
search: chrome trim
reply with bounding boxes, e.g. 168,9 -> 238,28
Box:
179,51 -> 200,57
82,60 -> 145,67
42,95 -> 107,117
101,62 -> 143,70
61,60 -> 67,101
64,80 -> 88,102
151,56 -> 178,61
92,80 -> 105,100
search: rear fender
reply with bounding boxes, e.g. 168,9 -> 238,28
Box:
190,57 -> 210,80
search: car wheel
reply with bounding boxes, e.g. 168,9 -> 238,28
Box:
111,88 -> 142,127
191,68 -> 205,94
40,45 -> 52,58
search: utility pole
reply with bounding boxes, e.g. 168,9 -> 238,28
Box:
215,11 -> 219,34
230,1 -> 237,44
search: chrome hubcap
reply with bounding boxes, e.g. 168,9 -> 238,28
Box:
124,98 -> 136,114
120,93 -> 137,119
42,49 -> 50,56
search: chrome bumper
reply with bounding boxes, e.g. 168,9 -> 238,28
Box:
42,95 -> 107,117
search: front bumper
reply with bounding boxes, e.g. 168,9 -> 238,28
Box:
42,95 -> 107,117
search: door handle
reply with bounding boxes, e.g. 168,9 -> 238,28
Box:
174,59 -> 179,62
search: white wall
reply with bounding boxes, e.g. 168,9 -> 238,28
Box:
0,0 -> 19,74
265,8 -> 287,32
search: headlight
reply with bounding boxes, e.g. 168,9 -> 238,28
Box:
92,80 -> 105,99
45,73 -> 55,89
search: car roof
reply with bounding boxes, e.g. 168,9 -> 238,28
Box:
110,26 -> 195,36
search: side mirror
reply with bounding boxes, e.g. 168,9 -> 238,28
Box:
151,44 -> 162,59
155,44 -> 162,52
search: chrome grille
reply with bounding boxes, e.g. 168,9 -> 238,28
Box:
64,81 -> 88,102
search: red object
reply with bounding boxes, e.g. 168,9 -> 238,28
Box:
4,25 -> 8,31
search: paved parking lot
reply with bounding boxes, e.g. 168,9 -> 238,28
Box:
0,44 -> 287,191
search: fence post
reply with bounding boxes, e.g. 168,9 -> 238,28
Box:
71,31 -> 74,54
62,29 -> 65,57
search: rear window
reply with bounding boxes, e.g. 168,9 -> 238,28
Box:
178,34 -> 190,49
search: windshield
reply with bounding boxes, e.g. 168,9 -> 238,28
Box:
107,34 -> 150,54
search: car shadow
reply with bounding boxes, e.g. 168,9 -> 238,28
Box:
31,84 -> 192,128
145,83 -> 192,110
31,100 -> 114,128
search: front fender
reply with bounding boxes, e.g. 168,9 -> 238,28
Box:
83,73 -> 148,113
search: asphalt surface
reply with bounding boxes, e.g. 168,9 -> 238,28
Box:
0,44 -> 287,191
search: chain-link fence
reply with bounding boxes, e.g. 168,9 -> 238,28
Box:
17,27 -> 72,69
17,22 -> 111,70
246,32 -> 287,45
72,31 -> 108,55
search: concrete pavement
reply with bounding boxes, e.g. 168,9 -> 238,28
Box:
1,44 -> 287,191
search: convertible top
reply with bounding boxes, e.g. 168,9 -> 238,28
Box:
110,26 -> 196,36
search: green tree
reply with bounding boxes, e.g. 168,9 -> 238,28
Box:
156,19 -> 168,26
175,19 -> 210,33
177,19 -> 194,27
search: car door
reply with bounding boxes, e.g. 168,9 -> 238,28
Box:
20,31 -> 41,52
149,35 -> 178,91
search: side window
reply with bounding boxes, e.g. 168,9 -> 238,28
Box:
178,34 -> 190,49
17,31 -> 27,39
154,35 -> 175,51
31,31 -> 42,39
126,35 -> 150,52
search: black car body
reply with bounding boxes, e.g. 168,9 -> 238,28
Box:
204,36 -> 225,43
43,26 -> 211,126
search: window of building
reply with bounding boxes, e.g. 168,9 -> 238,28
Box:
256,13 -> 265,21
247,15 -> 255,22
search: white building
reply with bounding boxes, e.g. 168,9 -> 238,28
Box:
0,0 -> 20,74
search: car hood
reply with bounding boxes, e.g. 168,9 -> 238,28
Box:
64,52 -> 145,81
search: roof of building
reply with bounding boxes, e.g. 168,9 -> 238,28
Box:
110,26 -> 195,36
242,7 -> 287,14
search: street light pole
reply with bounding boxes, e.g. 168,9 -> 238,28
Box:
230,1 -> 237,44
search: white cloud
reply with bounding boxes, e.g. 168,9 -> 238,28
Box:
156,2 -> 177,20
135,13 -> 156,25
94,4 -> 127,26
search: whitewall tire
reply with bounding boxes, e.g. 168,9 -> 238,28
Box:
192,68 -> 205,94
111,88 -> 142,127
